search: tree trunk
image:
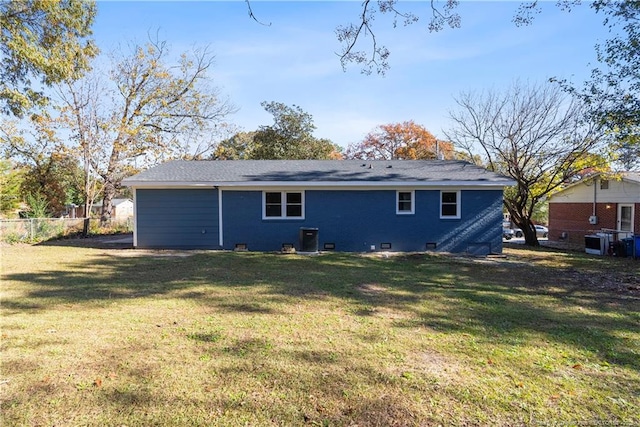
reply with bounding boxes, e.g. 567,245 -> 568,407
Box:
512,216 -> 539,247
522,224 -> 539,247
506,203 -> 540,247
100,175 -> 116,226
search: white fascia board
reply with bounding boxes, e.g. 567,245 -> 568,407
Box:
125,180 -> 514,189
124,182 -> 218,188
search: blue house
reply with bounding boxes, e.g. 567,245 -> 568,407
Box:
122,160 -> 514,254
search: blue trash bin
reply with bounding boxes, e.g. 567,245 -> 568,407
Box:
635,235 -> 640,259
621,238 -> 633,258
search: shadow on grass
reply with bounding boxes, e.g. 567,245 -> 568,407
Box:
36,232 -> 134,249
3,247 -> 639,372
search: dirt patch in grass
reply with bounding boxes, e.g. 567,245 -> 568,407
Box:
356,283 -> 388,295
106,249 -> 199,258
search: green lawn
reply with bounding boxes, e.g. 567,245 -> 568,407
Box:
1,243 -> 639,426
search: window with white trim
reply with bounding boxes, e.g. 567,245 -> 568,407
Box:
440,190 -> 460,219
263,191 -> 304,219
396,191 -> 414,214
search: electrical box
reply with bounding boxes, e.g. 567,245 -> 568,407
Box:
589,215 -> 598,225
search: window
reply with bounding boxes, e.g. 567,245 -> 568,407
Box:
396,191 -> 414,214
440,190 -> 460,219
263,191 -> 304,219
600,179 -> 609,190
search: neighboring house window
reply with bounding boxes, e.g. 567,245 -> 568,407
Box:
396,191 -> 414,214
440,190 -> 460,219
263,191 -> 304,219
600,179 -> 609,190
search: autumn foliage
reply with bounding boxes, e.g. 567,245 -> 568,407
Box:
345,121 -> 454,160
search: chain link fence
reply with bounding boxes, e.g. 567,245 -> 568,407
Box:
0,218 -> 133,243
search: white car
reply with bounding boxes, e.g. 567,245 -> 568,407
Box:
514,225 -> 548,238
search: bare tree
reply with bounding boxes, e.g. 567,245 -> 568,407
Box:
446,81 -> 607,246
335,0 -> 460,75
57,39 -> 236,225
57,76 -> 106,220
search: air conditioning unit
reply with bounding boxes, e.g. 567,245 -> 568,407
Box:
588,215 -> 598,225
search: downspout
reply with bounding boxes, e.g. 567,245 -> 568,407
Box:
593,177 -> 597,217
218,187 -> 223,248
132,188 -> 138,248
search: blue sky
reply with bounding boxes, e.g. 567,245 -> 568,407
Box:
93,1 -> 610,149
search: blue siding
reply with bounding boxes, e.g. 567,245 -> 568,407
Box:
136,189 -> 220,249
222,189 -> 503,254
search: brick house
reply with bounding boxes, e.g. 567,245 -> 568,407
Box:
548,172 -> 640,247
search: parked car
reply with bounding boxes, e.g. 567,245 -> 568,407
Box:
513,225 -> 548,238
535,225 -> 549,238
503,228 -> 514,240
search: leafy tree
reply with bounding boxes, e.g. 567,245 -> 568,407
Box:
612,133 -> 640,170
57,39 -> 236,225
345,121 -> 454,160
554,1 -> 640,169
446,81 -> 607,246
1,113 -> 83,215
19,154 -> 83,216
0,0 -> 98,116
0,158 -> 24,217
250,101 -> 342,160
212,131 -> 257,160
23,192 -> 50,218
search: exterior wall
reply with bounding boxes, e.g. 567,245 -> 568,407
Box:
549,176 -> 639,248
113,200 -> 134,221
81,200 -> 134,220
549,177 -> 640,204
135,189 -> 220,249
221,189 -> 504,254
549,202 -> 639,246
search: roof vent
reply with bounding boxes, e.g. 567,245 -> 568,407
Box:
386,165 -> 392,168
361,163 -> 366,167
368,164 -> 373,169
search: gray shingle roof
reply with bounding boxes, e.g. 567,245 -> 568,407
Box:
123,160 -> 514,186
623,172 -> 640,184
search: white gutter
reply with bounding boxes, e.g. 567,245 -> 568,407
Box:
123,180 -> 515,188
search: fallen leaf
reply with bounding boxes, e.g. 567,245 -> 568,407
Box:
93,378 -> 102,387
572,364 -> 582,370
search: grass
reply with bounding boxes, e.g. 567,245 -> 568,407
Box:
1,242 -> 639,426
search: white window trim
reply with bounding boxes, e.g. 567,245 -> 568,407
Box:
396,190 -> 415,215
262,191 -> 305,220
440,190 -> 461,219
